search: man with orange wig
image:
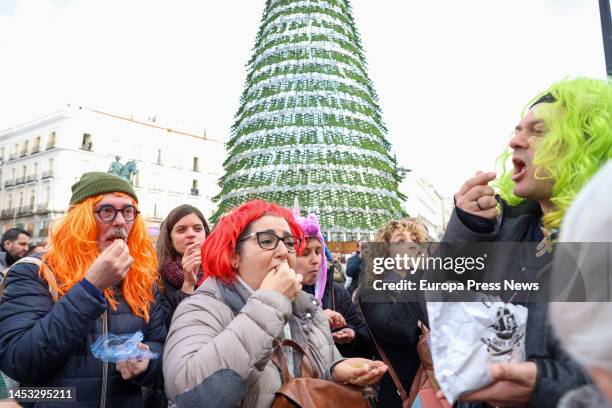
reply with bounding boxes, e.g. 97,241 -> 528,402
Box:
0,172 -> 165,407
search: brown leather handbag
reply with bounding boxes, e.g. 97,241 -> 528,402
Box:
407,322 -> 443,408
270,339 -> 370,408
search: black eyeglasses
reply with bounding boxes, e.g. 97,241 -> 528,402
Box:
95,204 -> 140,223
237,231 -> 302,253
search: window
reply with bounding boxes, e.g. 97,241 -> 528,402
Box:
193,157 -> 199,171
32,136 -> 41,153
156,149 -> 162,165
81,133 -> 93,151
47,131 -> 56,149
21,165 -> 26,177
191,179 -> 199,196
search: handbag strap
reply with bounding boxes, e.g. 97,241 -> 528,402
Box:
100,310 -> 108,408
356,301 -> 409,401
271,339 -> 320,383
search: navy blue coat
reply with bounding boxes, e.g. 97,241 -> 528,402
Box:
0,261 -> 166,408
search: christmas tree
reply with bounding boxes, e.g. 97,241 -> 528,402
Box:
213,0 -> 404,241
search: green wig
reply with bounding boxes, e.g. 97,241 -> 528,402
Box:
496,77 -> 612,229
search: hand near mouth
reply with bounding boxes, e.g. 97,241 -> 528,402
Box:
86,239 -> 133,290
181,241 -> 203,293
454,171 -> 499,220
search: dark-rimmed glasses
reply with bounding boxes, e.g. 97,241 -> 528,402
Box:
237,231 -> 301,253
95,204 -> 140,223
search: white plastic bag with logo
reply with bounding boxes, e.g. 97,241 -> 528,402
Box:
426,299 -> 528,404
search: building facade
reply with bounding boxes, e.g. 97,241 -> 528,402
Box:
0,105 -> 224,243
399,171 -> 453,241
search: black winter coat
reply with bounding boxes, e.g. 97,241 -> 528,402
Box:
346,253 -> 362,295
358,282 -> 422,408
0,261 -> 166,408
160,275 -> 190,329
319,280 -> 372,358
441,199 -> 588,408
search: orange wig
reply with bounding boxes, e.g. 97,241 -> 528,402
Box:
41,193 -> 159,321
201,200 -> 305,285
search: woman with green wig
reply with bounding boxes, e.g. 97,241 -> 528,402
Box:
438,77 -> 612,408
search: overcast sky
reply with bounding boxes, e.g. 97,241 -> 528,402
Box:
0,0 -> 606,196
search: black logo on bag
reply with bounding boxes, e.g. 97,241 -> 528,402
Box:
480,306 -> 524,356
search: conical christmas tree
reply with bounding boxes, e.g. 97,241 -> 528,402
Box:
213,0 -> 405,241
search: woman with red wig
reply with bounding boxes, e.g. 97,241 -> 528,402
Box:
163,200 -> 387,407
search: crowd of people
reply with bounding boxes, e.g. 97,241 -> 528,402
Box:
0,76 -> 611,408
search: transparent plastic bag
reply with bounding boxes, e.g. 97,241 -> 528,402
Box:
90,330 -> 159,363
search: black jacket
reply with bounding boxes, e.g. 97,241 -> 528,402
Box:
160,275 -> 191,329
359,283 -> 422,408
441,199 -> 588,408
0,261 -> 166,408
319,280 -> 372,358
346,253 -> 362,295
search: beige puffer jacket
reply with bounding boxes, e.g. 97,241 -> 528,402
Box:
163,277 -> 344,408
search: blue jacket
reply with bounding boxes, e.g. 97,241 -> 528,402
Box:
0,260 -> 166,408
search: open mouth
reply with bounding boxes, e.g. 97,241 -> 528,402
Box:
512,157 -> 527,181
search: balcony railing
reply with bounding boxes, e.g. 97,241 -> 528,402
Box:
46,141 -> 56,150
37,203 -> 49,213
19,148 -> 28,157
9,153 -> 18,161
31,145 -> 41,154
26,174 -> 38,183
38,228 -> 49,238
15,176 -> 25,185
4,179 -> 15,188
80,142 -> 93,151
0,209 -> 15,219
42,171 -> 54,179
18,205 -> 34,216
190,188 -> 200,196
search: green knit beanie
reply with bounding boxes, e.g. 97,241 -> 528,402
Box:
70,172 -> 138,205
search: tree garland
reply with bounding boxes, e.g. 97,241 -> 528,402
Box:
213,0 -> 404,238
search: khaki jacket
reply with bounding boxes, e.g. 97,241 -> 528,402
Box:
163,277 -> 343,408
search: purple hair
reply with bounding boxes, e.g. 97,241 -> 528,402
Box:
294,212 -> 327,301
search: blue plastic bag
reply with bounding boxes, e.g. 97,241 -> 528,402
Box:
90,331 -> 159,363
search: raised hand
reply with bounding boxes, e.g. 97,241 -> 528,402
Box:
260,262 -> 303,301
454,171 -> 499,220
181,241 -> 202,294
85,239 -> 132,290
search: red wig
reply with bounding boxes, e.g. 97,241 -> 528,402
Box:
200,200 -> 305,285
